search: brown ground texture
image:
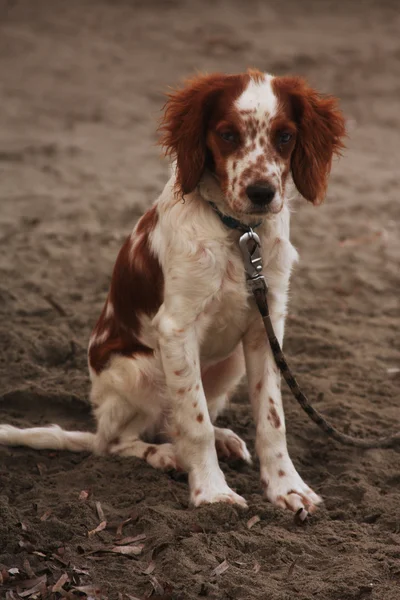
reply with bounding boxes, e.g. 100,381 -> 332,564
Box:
0,1 -> 399,599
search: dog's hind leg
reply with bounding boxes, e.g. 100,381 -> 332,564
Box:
92,385 -> 180,470
90,354 -> 171,462
109,437 -> 179,470
213,426 -> 251,463
91,392 -> 139,455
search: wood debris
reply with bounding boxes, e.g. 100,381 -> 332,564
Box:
22,560 -> 35,579
36,463 -> 47,476
0,570 -> 9,584
0,562 -> 105,600
52,572 -> 69,592
142,560 -> 156,575
88,521 -> 107,537
110,544 -> 144,556
211,560 -> 229,576
114,534 -> 146,546
18,540 -> 35,553
109,517 -> 133,537
16,575 -> 47,598
72,566 -> 90,576
95,501 -> 105,522
149,574 -> 164,595
72,584 -> 102,596
40,509 -> 53,521
247,515 -> 260,529
51,552 -> 69,567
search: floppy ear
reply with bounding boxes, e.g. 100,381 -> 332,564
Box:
158,74 -> 232,195
279,78 -> 346,205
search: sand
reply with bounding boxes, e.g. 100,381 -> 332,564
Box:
0,1 -> 399,598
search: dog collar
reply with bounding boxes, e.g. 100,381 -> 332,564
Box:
208,202 -> 262,231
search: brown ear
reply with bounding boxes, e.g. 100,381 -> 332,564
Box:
158,73 -> 240,195
276,77 -> 346,205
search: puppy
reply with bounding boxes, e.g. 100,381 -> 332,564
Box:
0,70 -> 345,514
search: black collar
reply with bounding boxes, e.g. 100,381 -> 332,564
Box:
208,202 -> 262,231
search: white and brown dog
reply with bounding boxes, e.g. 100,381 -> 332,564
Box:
0,70 -> 345,515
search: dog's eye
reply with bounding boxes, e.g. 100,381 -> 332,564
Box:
278,132 -> 292,144
219,130 -> 237,143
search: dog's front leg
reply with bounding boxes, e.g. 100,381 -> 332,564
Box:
156,308 -> 247,508
243,293 -> 321,515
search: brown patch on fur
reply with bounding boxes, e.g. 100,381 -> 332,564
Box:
259,135 -> 267,147
276,452 -> 283,459
278,469 -> 286,477
178,388 -> 186,395
269,396 -> 274,405
88,207 -> 163,374
269,406 -> 281,429
108,436 -> 120,451
195,384 -> 200,391
194,488 -> 202,496
159,73 -> 249,195
174,369 -> 184,376
272,76 -> 346,204
261,478 -> 269,491
143,446 -> 157,460
247,68 -> 264,83
196,413 -> 204,423
256,380 -> 262,392
193,402 -> 198,408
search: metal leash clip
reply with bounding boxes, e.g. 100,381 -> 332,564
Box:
239,228 -> 268,293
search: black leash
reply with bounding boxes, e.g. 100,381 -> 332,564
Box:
239,229 -> 400,449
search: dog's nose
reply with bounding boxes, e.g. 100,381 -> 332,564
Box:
246,183 -> 276,206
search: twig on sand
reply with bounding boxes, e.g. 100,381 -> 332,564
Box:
43,294 -> 67,317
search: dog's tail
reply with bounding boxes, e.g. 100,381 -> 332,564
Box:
0,424 -> 95,452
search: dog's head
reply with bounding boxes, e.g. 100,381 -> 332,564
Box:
159,70 -> 346,220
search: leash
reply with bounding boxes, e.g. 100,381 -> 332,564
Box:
239,228 -> 400,449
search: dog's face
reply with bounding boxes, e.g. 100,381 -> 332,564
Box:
205,73 -> 297,217
160,70 -> 346,219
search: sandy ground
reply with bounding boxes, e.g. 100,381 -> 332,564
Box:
0,0 -> 399,599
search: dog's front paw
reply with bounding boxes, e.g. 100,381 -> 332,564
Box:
261,461 -> 322,515
193,487 -> 248,508
189,470 -> 247,508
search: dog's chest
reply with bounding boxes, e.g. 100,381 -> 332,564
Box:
200,249 -> 251,360
199,229 -> 296,362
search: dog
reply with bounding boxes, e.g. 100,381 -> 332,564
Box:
0,70 -> 345,514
